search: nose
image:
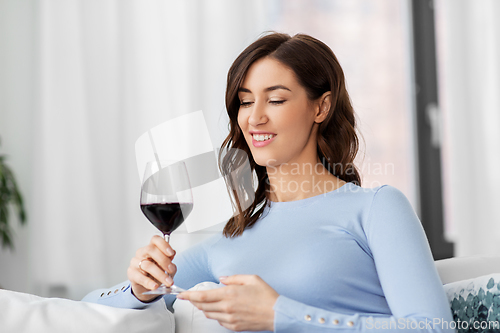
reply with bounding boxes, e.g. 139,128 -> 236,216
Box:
248,101 -> 268,127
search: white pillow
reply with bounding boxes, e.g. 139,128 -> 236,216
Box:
0,289 -> 174,333
174,282 -> 234,333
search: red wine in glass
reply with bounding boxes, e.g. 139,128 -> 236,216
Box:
140,202 -> 193,236
140,160 -> 193,295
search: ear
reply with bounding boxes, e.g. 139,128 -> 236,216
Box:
314,91 -> 332,124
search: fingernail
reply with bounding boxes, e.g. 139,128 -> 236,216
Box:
166,248 -> 174,256
168,264 -> 175,273
165,276 -> 174,286
219,276 -> 228,281
176,293 -> 185,300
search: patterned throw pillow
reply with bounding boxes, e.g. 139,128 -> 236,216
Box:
444,274 -> 500,332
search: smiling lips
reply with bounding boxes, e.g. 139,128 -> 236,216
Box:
250,132 -> 276,147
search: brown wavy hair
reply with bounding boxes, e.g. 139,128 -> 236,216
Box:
220,32 -> 361,238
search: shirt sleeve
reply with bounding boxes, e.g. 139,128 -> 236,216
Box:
273,185 -> 455,333
81,234 -> 220,310
80,280 -> 152,309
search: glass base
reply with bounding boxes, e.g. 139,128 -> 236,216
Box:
142,284 -> 186,295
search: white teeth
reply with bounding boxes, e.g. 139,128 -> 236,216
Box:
252,134 -> 275,142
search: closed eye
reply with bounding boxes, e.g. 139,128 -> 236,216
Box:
270,100 -> 286,105
240,101 -> 253,107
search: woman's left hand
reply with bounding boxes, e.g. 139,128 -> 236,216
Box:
177,275 -> 279,332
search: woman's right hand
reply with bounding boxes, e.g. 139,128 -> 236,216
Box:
127,235 -> 177,302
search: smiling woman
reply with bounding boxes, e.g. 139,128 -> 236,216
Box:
83,32 -> 455,333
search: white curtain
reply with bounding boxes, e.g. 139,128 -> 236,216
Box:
437,0 -> 500,257
1,0 -> 269,300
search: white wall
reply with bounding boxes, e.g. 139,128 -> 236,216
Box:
0,0 -> 35,293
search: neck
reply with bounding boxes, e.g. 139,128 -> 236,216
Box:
266,160 -> 346,202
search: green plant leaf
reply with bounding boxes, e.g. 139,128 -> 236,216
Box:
6,167 -> 26,224
0,205 -> 8,225
14,190 -> 26,223
0,225 -> 13,249
0,205 -> 14,249
0,147 -> 26,249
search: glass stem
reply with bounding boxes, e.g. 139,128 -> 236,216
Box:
164,233 -> 174,289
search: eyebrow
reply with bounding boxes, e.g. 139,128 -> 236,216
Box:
238,85 -> 292,93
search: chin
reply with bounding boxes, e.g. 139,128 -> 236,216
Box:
252,154 -> 281,168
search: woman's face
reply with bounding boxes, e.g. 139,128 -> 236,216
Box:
237,57 -> 323,169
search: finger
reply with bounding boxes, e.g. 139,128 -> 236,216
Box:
137,236 -> 175,260
177,289 -> 224,303
190,300 -> 228,313
148,246 -> 177,275
136,243 -> 175,275
128,263 -> 160,291
202,311 -> 234,323
151,235 -> 176,257
219,274 -> 260,286
132,257 -> 172,287
202,312 -> 243,332
139,258 -> 171,285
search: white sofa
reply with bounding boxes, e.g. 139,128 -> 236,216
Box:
435,255 -> 500,284
1,256 -> 500,333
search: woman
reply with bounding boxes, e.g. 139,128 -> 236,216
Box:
84,32 -> 454,332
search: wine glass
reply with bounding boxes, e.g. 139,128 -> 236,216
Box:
140,160 -> 193,295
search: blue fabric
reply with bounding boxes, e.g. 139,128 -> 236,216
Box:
81,280 -> 148,309
83,183 -> 455,332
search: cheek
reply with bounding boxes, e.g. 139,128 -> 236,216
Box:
237,112 -> 250,144
283,113 -> 313,137
237,113 -> 244,130
237,111 -> 250,136
297,108 -> 317,133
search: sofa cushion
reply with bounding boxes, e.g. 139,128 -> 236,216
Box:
0,289 -> 174,333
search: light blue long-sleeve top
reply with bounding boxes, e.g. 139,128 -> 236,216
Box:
82,183 -> 456,332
